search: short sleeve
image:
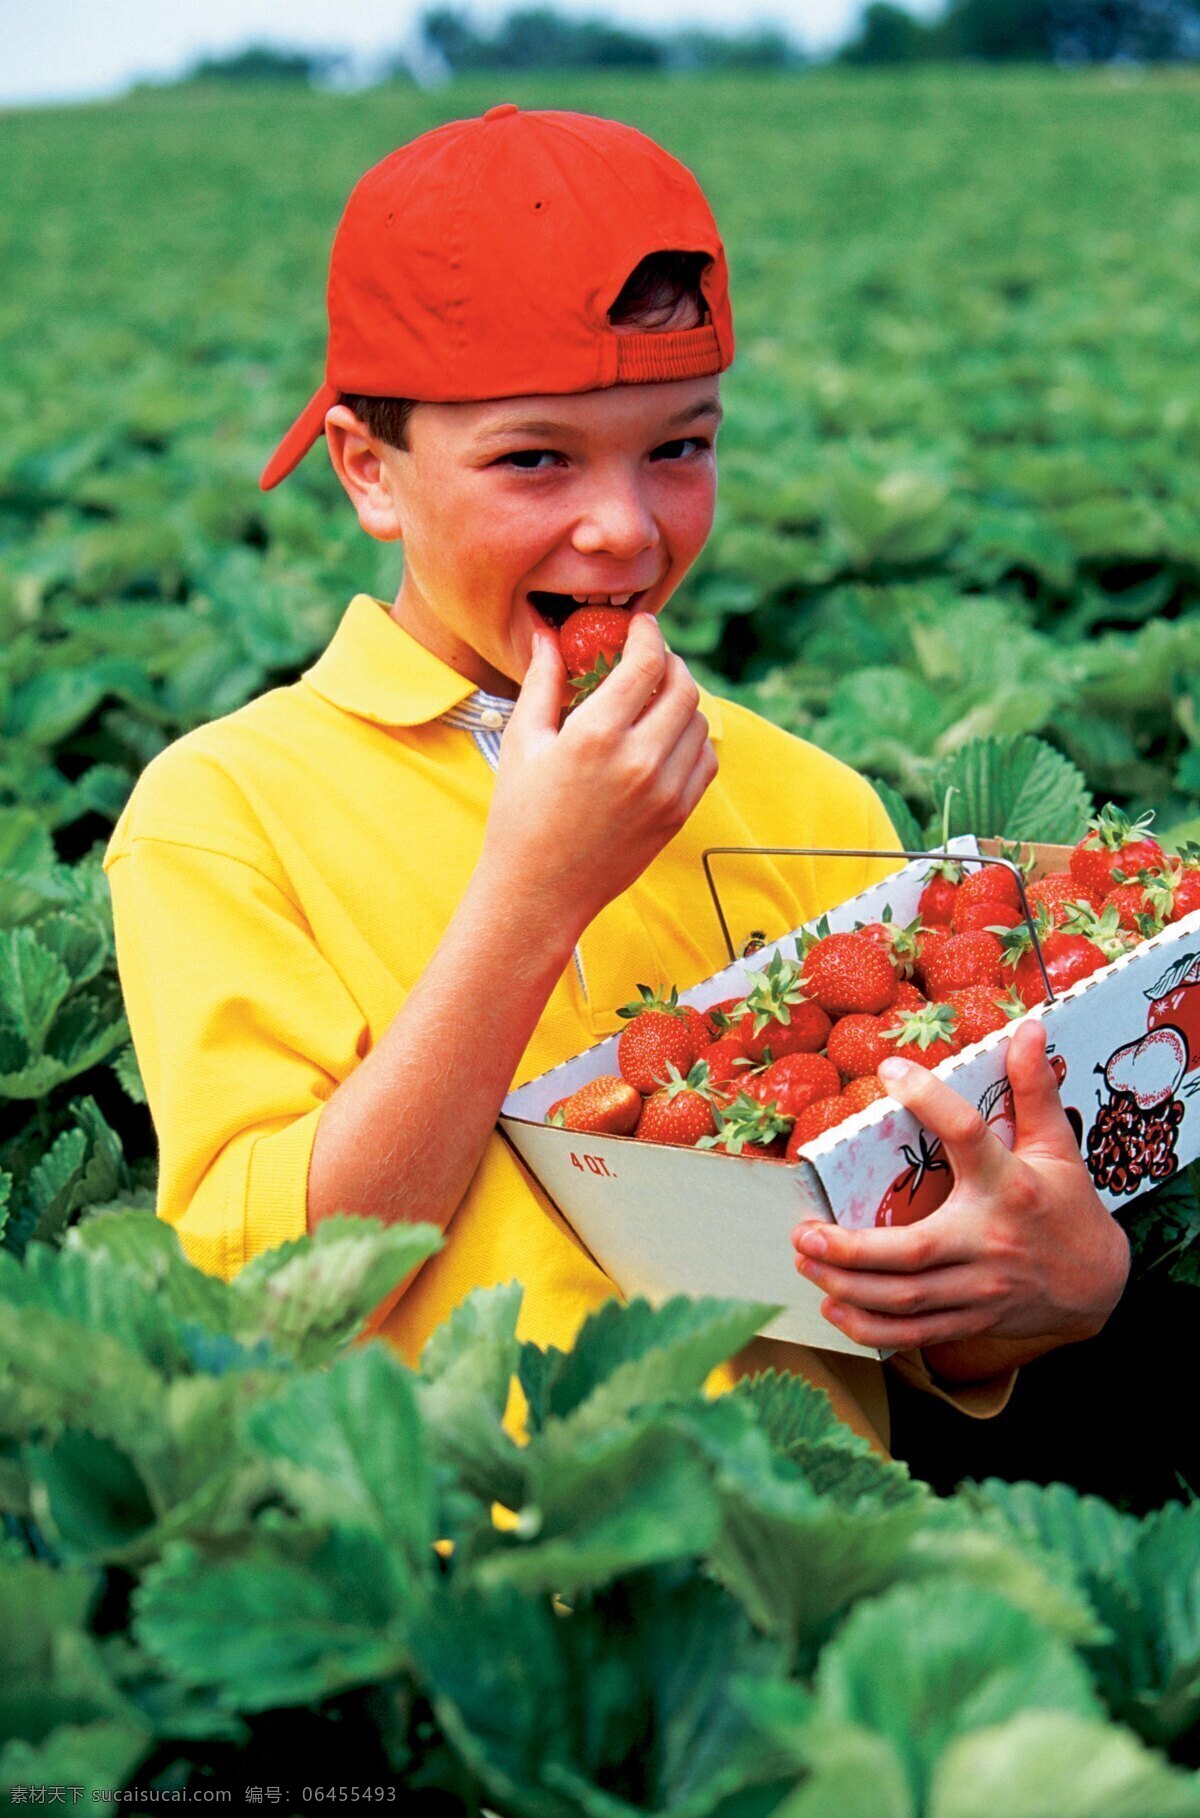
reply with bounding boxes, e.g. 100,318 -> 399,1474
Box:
886,1347 -> 1018,1420
105,832 -> 370,1281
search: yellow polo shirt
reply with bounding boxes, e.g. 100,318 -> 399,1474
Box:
102,592 -> 1013,1452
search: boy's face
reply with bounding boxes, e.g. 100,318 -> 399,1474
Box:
327,375 -> 722,698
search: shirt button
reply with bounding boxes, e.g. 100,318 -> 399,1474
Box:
480,708 -> 505,730
483,103 -> 519,122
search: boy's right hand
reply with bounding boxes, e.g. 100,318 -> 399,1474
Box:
481,612 -> 718,936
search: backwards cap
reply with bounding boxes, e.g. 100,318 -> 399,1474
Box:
260,102 -> 735,490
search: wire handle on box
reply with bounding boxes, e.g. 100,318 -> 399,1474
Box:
699,845 -> 1056,1004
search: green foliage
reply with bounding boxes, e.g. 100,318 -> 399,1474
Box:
4,1222 -> 1200,1802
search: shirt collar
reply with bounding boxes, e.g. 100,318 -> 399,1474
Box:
301,593 -> 723,737
302,595 -> 477,727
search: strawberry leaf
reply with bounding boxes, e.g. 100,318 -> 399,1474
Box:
929,735 -> 1093,845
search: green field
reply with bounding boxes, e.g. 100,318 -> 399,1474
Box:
5,68 -> 1200,843
7,69 -> 1200,1804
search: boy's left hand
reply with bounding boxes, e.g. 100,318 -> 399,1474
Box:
791,1018 -> 1131,1359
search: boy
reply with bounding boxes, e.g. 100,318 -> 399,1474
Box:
102,105 -> 1128,1455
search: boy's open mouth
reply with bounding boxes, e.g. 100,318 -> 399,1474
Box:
528,590 -> 646,628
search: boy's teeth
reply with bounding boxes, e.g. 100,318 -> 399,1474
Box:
571,592 -> 635,605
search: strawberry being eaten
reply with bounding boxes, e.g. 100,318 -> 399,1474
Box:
533,599 -> 642,701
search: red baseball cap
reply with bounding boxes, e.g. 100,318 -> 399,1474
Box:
259,102 -> 734,490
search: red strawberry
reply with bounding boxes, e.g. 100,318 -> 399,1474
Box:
737,950 -> 831,1061
560,605 -> 633,701
1027,871 -> 1104,925
703,996 -> 746,1040
797,925 -> 898,1017
944,985 -> 1022,1048
678,1004 -> 714,1056
697,1092 -> 792,1159
739,1001 -> 832,1064
634,1062 -> 719,1147
1102,872 -> 1172,939
921,931 -> 1004,1001
1012,934 -> 1109,1008
1069,803 -> 1164,901
855,908 -> 922,979
998,905 -> 1128,1009
696,1035 -> 753,1092
913,927 -> 951,992
826,1014 -> 895,1082
1163,844 -> 1200,926
545,1075 -> 642,1136
842,1075 -> 887,1115
785,1096 -> 852,1159
951,863 -> 1022,934
616,983 -> 697,1093
882,1001 -> 962,1070
875,1131 -> 953,1226
1172,876 -> 1200,923
918,856 -> 964,929
891,981 -> 928,1013
748,1051 -> 841,1118
951,898 -> 1023,935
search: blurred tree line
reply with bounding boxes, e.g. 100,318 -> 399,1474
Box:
179,12 -> 803,85
173,0 -> 1200,88
842,0 -> 1200,64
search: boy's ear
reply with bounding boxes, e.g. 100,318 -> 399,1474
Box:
323,404 -> 405,543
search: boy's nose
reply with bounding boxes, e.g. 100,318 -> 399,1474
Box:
571,482 -> 660,560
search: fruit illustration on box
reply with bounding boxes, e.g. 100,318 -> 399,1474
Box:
1085,1026 -> 1190,1195
875,1130 -> 953,1226
1146,953 -> 1200,1069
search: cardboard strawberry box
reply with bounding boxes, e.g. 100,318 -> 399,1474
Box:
499,838 -> 1200,1357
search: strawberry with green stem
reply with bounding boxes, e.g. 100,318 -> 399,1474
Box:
855,906 -> 923,979
635,1061 -> 720,1147
737,949 -> 831,1061
997,902 -> 1131,1008
1069,803 -> 1164,901
944,984 -> 1026,1047
882,1001 -> 962,1070
1102,868 -> 1173,939
918,788 -> 965,928
1026,871 -> 1105,925
1167,843 -> 1200,924
616,983 -> 697,1094
796,918 -> 898,1017
560,605 -> 634,702
747,1051 -> 841,1118
697,1091 -> 792,1158
703,996 -> 746,1040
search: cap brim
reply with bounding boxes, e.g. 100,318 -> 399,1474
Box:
259,381 -> 341,491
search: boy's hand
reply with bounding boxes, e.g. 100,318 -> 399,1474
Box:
481,613 -> 718,933
790,1019 -> 1130,1367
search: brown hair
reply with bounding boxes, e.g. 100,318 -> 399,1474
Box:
341,248 -> 711,454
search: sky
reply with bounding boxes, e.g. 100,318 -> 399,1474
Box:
0,0 -> 944,108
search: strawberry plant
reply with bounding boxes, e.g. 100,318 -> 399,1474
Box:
4,1208 -> 1200,1806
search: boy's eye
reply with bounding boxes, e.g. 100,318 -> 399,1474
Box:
494,437 -> 710,471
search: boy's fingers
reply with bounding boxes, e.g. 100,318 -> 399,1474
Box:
512,628 -> 567,733
876,1057 -> 1009,1192
816,1299 -> 986,1351
1006,1018 -> 1079,1159
797,1255 -> 989,1316
576,611 -> 667,731
792,1213 -> 976,1274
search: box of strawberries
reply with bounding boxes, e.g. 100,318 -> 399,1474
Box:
500,810 -> 1200,1355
